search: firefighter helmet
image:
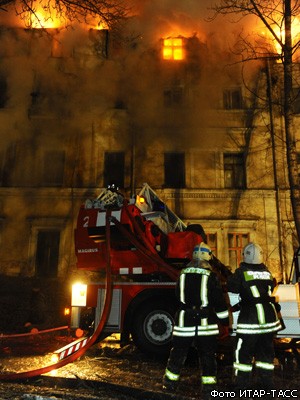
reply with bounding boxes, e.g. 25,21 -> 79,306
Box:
193,242 -> 212,261
243,243 -> 263,264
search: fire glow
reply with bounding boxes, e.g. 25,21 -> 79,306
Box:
259,16 -> 300,57
162,37 -> 185,60
26,1 -> 62,29
22,0 -> 108,31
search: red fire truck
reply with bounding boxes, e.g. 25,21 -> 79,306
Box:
70,184 -> 300,355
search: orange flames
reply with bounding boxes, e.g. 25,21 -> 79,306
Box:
259,16 -> 300,57
162,37 -> 185,60
22,0 -> 107,30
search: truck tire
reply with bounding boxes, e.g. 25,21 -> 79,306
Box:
131,300 -> 176,356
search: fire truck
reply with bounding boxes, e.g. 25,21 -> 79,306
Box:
70,183 -> 300,355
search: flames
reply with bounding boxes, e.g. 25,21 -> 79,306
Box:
162,37 -> 185,60
21,0 -> 107,30
22,0 -> 62,29
258,16 -> 300,58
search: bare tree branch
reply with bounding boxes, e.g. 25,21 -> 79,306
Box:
0,0 -> 130,28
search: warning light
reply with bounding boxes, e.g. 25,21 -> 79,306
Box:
64,307 -> 71,316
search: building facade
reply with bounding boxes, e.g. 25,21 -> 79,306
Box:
0,17 -> 298,289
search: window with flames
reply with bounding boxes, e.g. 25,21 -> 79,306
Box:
162,37 -> 184,61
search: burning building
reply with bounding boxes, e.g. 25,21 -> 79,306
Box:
0,1 -> 298,297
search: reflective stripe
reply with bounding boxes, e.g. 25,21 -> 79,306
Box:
165,368 -> 180,381
179,274 -> 186,304
256,361 -> 274,370
234,362 -> 253,372
235,337 -> 242,367
237,320 -> 281,334
216,310 -> 229,319
250,285 -> 260,298
202,376 -> 217,384
182,267 -> 211,276
178,310 -> 184,327
256,303 -> 265,325
238,321 -> 280,329
201,274 -> 209,306
173,324 -> 219,337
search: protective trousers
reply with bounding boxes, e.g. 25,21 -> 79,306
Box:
164,334 -> 218,387
234,333 -> 275,390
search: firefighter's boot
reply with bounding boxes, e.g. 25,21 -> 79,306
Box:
162,376 -> 178,392
234,371 -> 252,392
201,376 -> 217,400
256,368 -> 274,390
202,384 -> 217,400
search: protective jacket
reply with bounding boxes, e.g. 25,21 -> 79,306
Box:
172,259 -> 229,338
227,262 -> 282,334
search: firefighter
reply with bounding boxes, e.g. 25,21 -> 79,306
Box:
227,242 -> 282,392
162,242 -> 230,394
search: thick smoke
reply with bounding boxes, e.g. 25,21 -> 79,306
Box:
0,0 -> 263,153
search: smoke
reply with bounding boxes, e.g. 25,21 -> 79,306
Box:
0,1 -> 264,166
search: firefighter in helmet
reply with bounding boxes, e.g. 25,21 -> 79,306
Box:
162,242 -> 229,394
227,242 -> 282,391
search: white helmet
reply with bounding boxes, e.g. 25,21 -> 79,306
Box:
193,242 -> 212,261
243,243 -> 263,264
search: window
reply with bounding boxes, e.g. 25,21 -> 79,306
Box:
228,233 -> 249,271
104,151 -> 125,188
89,29 -> 109,58
297,153 -> 300,180
35,230 -> 60,277
224,153 -> 245,189
207,233 -> 217,257
43,150 -> 65,187
223,88 -> 243,110
292,87 -> 300,114
162,37 -> 184,60
164,87 -> 184,107
164,152 -> 185,188
0,77 -> 8,108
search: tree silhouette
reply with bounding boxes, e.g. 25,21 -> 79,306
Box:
211,0 -> 300,243
0,0 -> 129,29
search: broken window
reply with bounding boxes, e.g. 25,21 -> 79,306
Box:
35,230 -> 60,277
104,151 -> 125,188
162,37 -> 184,61
89,29 -> 109,58
223,88 -> 243,110
228,233 -> 249,271
164,152 -> 185,188
43,150 -> 65,187
224,153 -> 245,189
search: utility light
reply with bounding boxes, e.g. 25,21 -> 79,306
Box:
71,283 -> 87,307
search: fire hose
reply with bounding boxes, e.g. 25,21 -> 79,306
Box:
0,211 -> 114,381
110,213 -> 179,281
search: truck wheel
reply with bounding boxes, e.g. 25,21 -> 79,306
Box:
131,300 -> 175,356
